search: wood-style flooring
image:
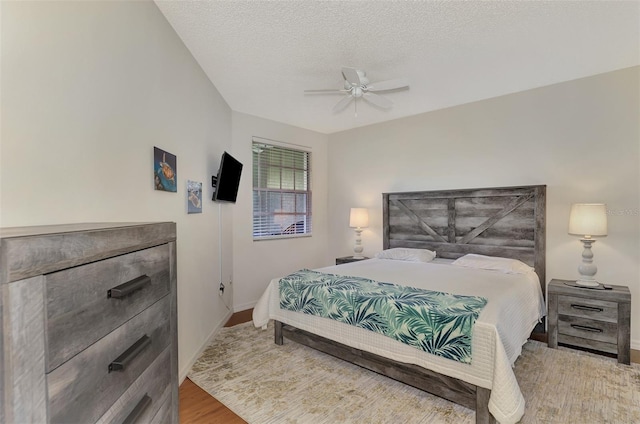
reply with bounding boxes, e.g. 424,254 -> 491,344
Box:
179,310 -> 251,423
178,309 -> 640,423
179,378 -> 246,424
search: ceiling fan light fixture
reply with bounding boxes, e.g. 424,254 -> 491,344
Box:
306,66 -> 409,115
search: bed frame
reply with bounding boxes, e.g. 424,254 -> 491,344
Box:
275,185 -> 546,424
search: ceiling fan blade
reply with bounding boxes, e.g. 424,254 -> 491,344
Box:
332,95 -> 354,113
363,92 -> 393,109
366,78 -> 409,92
304,89 -> 347,94
341,67 -> 361,86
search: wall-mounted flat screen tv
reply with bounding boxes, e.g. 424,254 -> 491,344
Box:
212,151 -> 243,203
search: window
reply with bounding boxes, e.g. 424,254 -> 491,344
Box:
252,138 -> 312,239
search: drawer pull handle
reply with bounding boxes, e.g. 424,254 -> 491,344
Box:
122,394 -> 152,424
108,275 -> 151,299
570,324 -> 603,333
109,335 -> 151,372
571,304 -> 603,313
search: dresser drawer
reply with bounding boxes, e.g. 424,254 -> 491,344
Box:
557,295 -> 617,323
149,398 -> 173,424
45,244 -> 170,371
47,295 -> 171,424
557,315 -> 617,344
557,334 -> 618,355
96,347 -> 171,424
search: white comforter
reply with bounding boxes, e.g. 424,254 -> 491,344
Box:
253,258 -> 545,424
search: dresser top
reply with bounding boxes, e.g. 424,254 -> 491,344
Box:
0,222 -> 176,285
0,222 -> 168,239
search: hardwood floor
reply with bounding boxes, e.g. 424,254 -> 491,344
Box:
223,308 -> 253,328
179,309 -> 640,423
179,378 -> 246,424
179,310 -> 252,423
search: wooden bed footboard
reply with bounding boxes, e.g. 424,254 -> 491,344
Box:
274,320 -> 496,424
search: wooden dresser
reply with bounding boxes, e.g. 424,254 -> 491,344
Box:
0,222 -> 178,424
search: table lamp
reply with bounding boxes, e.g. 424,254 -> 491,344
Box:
568,203 -> 608,287
349,208 -> 369,259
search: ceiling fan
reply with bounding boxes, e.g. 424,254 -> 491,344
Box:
304,67 -> 409,116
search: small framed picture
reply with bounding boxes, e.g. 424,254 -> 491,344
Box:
187,180 -> 202,214
154,147 -> 177,192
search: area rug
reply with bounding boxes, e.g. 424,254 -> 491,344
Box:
188,322 -> 640,423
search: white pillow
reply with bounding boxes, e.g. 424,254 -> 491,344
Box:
375,248 -> 436,263
451,254 -> 533,274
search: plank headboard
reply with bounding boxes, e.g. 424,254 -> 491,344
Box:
383,185 -> 546,293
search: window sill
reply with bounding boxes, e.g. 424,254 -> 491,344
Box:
253,233 -> 312,241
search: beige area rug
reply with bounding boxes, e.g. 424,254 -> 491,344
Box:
188,322 -> 640,423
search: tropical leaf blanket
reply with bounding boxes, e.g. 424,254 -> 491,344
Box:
279,269 -> 488,364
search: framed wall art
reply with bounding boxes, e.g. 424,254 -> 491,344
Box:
187,180 -> 202,214
154,147 -> 177,192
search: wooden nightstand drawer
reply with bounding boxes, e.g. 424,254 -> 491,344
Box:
557,295 -> 617,323
557,315 -> 617,344
556,334 -> 618,355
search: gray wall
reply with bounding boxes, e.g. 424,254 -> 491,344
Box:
1,0 -> 233,379
328,67 -> 640,347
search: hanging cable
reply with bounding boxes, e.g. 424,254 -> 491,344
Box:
218,202 -> 232,311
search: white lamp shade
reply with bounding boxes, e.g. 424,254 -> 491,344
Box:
349,208 -> 369,228
568,203 -> 608,237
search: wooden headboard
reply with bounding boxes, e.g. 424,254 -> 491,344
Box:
383,185 -> 546,292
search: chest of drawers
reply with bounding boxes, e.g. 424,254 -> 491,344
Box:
1,222 -> 178,424
547,278 -> 631,365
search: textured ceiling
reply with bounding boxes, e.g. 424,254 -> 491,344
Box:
155,1 -> 639,134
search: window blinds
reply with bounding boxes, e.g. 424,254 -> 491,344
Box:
252,140 -> 312,239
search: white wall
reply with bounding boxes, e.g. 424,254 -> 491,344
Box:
328,67 -> 640,347
231,112 -> 330,311
1,1 -> 234,379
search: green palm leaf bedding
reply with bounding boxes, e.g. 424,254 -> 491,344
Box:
279,269 -> 487,364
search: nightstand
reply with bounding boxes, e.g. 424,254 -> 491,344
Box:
335,256 -> 369,265
548,279 -> 631,364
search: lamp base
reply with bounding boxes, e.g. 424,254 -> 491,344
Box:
575,279 -> 600,288
353,227 -> 364,258
576,238 -> 600,288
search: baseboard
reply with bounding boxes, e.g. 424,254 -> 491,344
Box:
179,309 -> 233,384
632,339 -> 640,351
233,299 -> 257,313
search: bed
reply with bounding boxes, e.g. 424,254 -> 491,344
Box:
253,185 -> 546,424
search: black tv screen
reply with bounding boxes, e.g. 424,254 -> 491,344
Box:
212,152 -> 243,202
